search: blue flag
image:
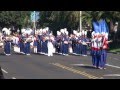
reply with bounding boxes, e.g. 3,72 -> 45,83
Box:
103,19 -> 109,33
93,21 -> 100,33
99,19 -> 104,33
99,19 -> 109,34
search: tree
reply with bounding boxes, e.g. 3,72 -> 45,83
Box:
0,11 -> 31,29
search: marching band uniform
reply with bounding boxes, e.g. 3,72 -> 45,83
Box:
71,35 -> 77,54
78,36 -> 82,55
55,31 -> 62,53
69,34 -> 73,54
63,35 -> 69,55
47,36 -> 54,56
4,36 -> 12,56
95,34 -> 102,69
91,33 -> 97,67
24,34 -> 32,55
81,36 -> 88,56
45,36 -> 48,55
41,35 -> 46,54
13,34 -> 20,53
0,33 -> 4,49
33,35 -> 38,53
55,35 -> 61,53
75,36 -> 79,55
19,35 -> 25,54
37,35 -> 42,53
60,35 -> 64,54
100,33 -> 111,69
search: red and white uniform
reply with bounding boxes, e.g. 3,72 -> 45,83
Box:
102,36 -> 108,49
91,35 -> 98,51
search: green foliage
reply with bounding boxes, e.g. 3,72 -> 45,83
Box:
0,11 -> 31,28
0,11 -> 120,33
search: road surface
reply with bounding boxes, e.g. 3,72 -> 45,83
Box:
0,51 -> 120,79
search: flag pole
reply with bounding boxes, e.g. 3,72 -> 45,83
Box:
80,11 -> 82,32
34,11 -> 36,35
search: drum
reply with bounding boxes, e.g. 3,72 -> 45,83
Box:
0,42 -> 4,48
82,42 -> 87,45
14,46 -> 20,53
64,41 -> 68,44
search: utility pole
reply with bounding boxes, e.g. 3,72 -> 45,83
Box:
80,11 -> 82,32
33,11 -> 36,35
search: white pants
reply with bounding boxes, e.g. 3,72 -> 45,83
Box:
48,49 -> 53,56
34,47 -> 37,53
47,42 -> 54,56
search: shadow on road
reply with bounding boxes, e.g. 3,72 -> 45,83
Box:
0,53 -> 5,56
79,66 -> 97,69
73,65 -> 97,69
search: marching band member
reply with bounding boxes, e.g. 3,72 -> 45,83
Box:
0,33 -> 4,48
59,29 -> 64,54
77,32 -> 82,55
37,32 -> 42,54
47,34 -> 54,56
75,33 -> 80,55
4,35 -> 12,56
81,30 -> 89,56
19,34 -> 25,54
13,33 -> 20,53
33,34 -> 38,53
44,35 -> 49,55
72,30 -> 77,54
100,33 -> 112,69
92,33 -> 100,68
68,34 -> 73,54
63,31 -> 69,56
55,31 -> 61,53
24,34 -> 32,55
91,32 -> 97,67
95,33 -> 103,69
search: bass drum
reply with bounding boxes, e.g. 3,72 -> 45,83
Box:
0,42 -> 4,48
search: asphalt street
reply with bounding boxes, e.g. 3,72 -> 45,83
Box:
0,50 -> 120,79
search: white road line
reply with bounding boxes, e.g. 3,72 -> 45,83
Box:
103,74 -> 120,76
12,77 -> 16,79
71,63 -> 120,69
1,68 -> 8,74
106,64 -> 120,69
71,64 -> 95,67
113,58 -> 119,60
71,64 -> 85,66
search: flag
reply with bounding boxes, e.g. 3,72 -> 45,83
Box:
99,19 -> 104,33
99,19 -> 109,34
93,21 -> 100,33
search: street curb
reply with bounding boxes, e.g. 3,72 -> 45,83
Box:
108,51 -> 120,55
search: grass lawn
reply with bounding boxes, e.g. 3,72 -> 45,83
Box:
109,48 -> 120,52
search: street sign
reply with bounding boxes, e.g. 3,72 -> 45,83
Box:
30,11 -> 40,22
